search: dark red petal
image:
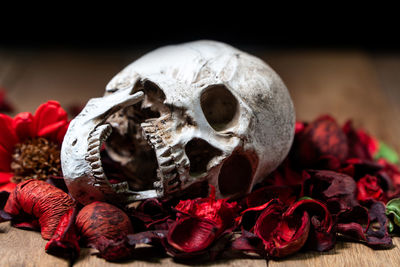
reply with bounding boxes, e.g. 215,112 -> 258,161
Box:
0,114 -> 19,152
254,203 -> 310,258
230,230 -> 265,256
286,199 -> 335,252
33,101 -> 68,135
45,207 -> 80,261
304,170 -> 358,212
365,201 -> 393,248
167,216 -> 218,253
129,198 -> 170,229
239,199 -> 277,231
296,116 -> 348,166
13,112 -> 34,141
336,205 -> 369,242
337,222 -> 367,242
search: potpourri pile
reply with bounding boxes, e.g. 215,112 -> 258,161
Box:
1,96 -> 400,263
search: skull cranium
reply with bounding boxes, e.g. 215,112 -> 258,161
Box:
61,40 -> 295,205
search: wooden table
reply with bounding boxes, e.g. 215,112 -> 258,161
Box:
1,47 -> 400,266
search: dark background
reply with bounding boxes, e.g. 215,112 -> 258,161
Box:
1,7 -> 398,51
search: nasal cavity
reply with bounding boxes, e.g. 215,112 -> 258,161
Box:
185,138 -> 222,176
200,85 -> 239,131
218,153 -> 253,196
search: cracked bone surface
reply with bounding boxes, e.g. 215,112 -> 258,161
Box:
61,40 -> 295,205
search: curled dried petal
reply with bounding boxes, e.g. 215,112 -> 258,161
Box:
175,186 -> 238,233
4,179 -> 74,239
286,199 -> 335,252
254,202 -> 310,258
45,207 -> 80,261
167,216 -> 218,253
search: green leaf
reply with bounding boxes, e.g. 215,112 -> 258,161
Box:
388,220 -> 394,233
298,196 -> 313,201
386,198 -> 400,228
374,141 -> 399,164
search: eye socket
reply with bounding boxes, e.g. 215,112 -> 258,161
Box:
200,85 -> 239,131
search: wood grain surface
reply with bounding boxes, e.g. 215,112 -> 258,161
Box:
1,47 -> 400,266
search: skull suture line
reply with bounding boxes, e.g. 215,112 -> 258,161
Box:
61,40 -> 295,205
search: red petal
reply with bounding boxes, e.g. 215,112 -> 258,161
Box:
357,175 -> 383,203
254,202 -> 310,258
167,216 -> 218,253
175,186 -> 238,232
286,199 -> 334,252
0,182 -> 17,193
37,120 -> 67,141
0,145 -> 11,171
4,180 -> 75,240
0,172 -> 13,184
0,114 -> 19,152
33,101 -> 68,135
13,112 -> 34,141
45,207 -> 80,261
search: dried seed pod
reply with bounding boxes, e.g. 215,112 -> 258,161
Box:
4,179 -> 75,239
75,201 -> 134,261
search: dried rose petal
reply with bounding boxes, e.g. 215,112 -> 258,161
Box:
175,186 -> 238,234
286,199 -> 335,252
4,179 -> 74,239
45,207 -> 80,261
296,115 -> 348,166
129,198 -> 170,229
357,175 -> 383,203
365,201 -> 392,248
253,202 -> 310,258
75,201 -> 134,261
304,170 -> 358,213
167,187 -> 239,255
167,216 -> 218,253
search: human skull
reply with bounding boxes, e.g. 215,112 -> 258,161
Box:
61,40 -> 295,205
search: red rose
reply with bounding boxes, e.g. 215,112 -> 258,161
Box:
357,175 -> 383,203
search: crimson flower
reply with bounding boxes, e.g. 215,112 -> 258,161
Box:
357,175 -> 384,203
0,101 -> 69,191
